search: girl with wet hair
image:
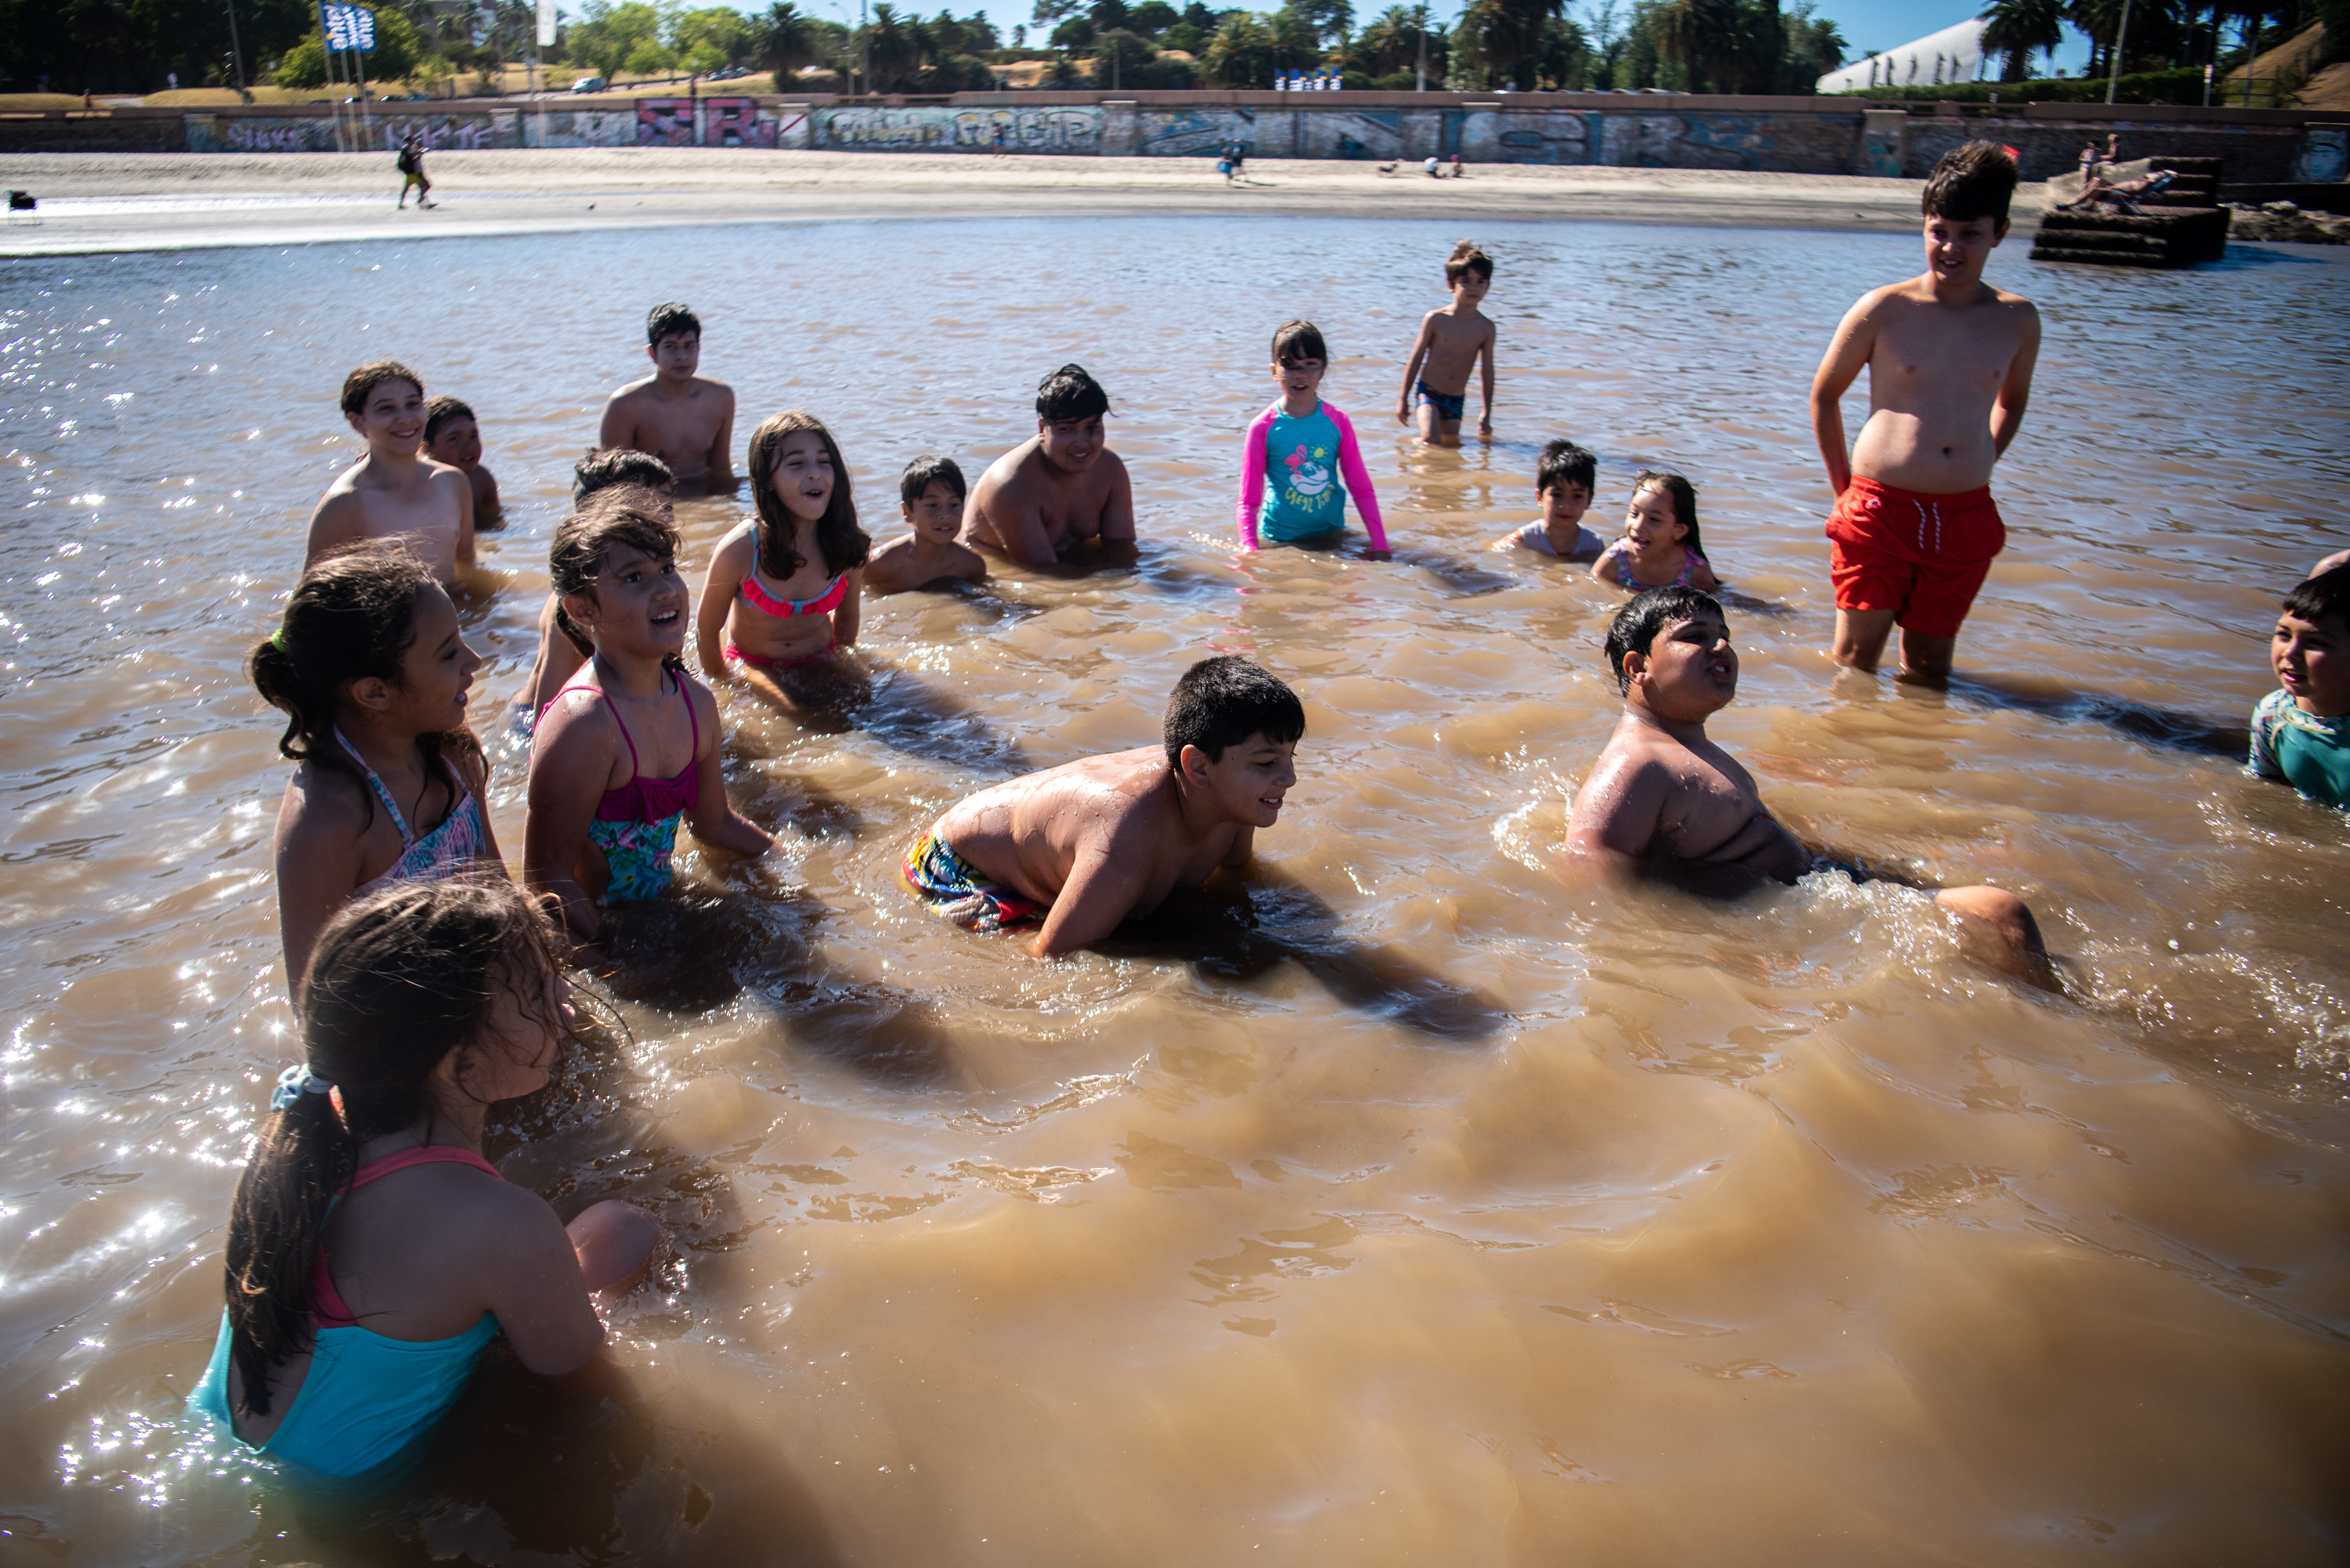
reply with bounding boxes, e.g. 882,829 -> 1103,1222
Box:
253,540 -> 501,995
695,408 -> 871,710
1591,469 -> 1719,594
527,502 -> 773,941
188,878 -> 659,1479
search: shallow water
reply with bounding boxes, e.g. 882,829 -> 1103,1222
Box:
2,215 -> 2347,1565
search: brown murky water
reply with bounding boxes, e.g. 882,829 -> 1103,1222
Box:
3,216 -> 2347,1565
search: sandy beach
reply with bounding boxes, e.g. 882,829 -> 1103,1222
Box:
0,149 -> 2016,255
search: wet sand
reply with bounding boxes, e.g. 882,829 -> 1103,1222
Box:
0,150 -> 2022,255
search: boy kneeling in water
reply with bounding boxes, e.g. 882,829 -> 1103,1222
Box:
1564,587 -> 2052,985
907,656 -> 1300,958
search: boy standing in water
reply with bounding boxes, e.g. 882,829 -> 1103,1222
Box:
304,361 -> 475,588
906,656 -> 1301,957
1810,141 -> 2040,687
425,396 -> 501,522
598,302 -> 736,493
1395,240 -> 1496,446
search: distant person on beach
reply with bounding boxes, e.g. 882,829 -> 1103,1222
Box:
865,455 -> 988,594
396,132 -> 433,210
906,656 -> 1301,957
1563,587 -> 2053,985
964,363 -> 1137,568
188,878 -> 659,1478
695,410 -> 872,710
1396,240 -> 1496,446
304,360 -> 475,590
1809,140 -> 2039,687
424,395 -> 500,523
598,302 -> 736,494
2248,565 -> 2350,810
1490,439 -> 1606,560
1591,470 -> 1719,592
529,500 -> 774,945
1235,318 -> 1390,559
255,544 -> 498,996
1424,154 -> 1441,177
514,450 -> 677,728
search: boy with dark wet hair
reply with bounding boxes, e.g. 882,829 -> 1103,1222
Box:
1810,140 -> 2038,687
305,360 -> 475,587
597,302 -> 736,492
1396,240 -> 1497,446
964,363 -> 1137,567
866,455 -> 988,594
1565,587 -> 2052,984
906,656 -> 1303,957
1491,438 -> 1605,559
424,395 -> 500,521
2249,565 -> 2350,809
572,446 -> 675,502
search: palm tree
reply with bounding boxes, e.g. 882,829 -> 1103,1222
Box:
1201,10 -> 1273,82
1979,0 -> 2065,81
762,1 -> 818,81
1658,0 -> 1741,92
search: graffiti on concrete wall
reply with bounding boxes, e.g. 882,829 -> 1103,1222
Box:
637,99 -> 694,146
707,97 -> 778,148
1137,107 -> 1256,157
1491,113 -> 1589,165
1320,110 -> 1405,159
378,117 -> 496,152
223,119 -> 338,152
818,105 -> 1103,154
1600,114 -> 1768,171
531,110 -> 633,148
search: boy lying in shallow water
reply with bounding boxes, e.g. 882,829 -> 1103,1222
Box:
1563,586 -> 2053,986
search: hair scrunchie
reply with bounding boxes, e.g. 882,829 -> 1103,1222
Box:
270,1062 -> 335,1112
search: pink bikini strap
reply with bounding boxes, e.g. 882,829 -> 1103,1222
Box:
348,1144 -> 504,1190
551,681 -> 641,776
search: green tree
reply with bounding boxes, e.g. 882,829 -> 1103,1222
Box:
674,5 -> 753,67
1129,0 -> 1180,33
762,0 -> 819,82
272,7 -> 421,89
1201,9 -> 1273,80
569,0 -> 663,77
1979,0 -> 2066,78
1779,0 -> 1845,86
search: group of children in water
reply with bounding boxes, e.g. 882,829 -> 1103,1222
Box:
197,138 -> 2350,1483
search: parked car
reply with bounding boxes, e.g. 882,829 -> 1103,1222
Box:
708,63 -> 749,80
570,75 -> 606,93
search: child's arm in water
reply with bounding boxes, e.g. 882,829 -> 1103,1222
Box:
1589,540 -> 1627,583
682,677 -> 776,858
694,526 -> 751,682
830,569 -> 864,649
471,1184 -> 653,1377
522,697 -> 612,941
1475,320 -> 1496,440
450,469 -> 477,570
1395,316 -> 1434,425
1235,406 -> 1271,551
1330,407 -> 1390,559
1030,826 -> 1154,959
273,770 -> 372,996
701,385 -> 738,493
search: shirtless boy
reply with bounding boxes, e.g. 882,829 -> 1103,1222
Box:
1396,240 -> 1496,446
963,364 -> 1137,569
304,360 -> 475,588
1564,586 -> 2051,983
866,455 -> 988,594
906,656 -> 1301,957
424,395 -> 501,522
597,302 -> 736,493
1810,141 -> 2040,686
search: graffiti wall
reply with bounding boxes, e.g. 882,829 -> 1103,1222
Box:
636,99 -> 694,146
525,108 -> 636,148
707,97 -> 779,148
815,105 -> 1104,154
1137,107 -> 1256,158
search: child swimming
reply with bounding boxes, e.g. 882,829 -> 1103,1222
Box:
1395,240 -> 1497,446
304,361 -> 476,588
1489,439 -> 1606,560
1235,319 -> 1390,560
864,455 -> 988,594
254,543 -> 500,995
2249,564 -> 2350,810
1591,470 -> 1719,593
514,449 -> 678,726
189,878 -> 659,1479
695,410 -> 872,710
527,501 -> 775,942
424,395 -> 501,524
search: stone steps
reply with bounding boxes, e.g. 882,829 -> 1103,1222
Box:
2030,157 -> 2232,269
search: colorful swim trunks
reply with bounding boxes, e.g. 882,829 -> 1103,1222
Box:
1824,476 -> 2006,640
902,833 -> 1047,932
1414,379 -> 1466,423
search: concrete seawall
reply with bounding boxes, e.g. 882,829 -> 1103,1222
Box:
5,92 -> 2342,184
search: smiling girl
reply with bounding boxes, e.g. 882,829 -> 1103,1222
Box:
526,501 -> 773,943
695,409 -> 871,710
255,542 -> 501,996
1592,470 -> 1719,594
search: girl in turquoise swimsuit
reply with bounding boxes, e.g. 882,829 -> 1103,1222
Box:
190,878 -> 659,1479
255,542 -> 501,997
525,500 -> 775,945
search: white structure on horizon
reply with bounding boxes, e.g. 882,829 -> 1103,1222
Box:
1817,18 -> 1990,95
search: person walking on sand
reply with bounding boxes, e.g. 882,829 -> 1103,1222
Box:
396,133 -> 434,210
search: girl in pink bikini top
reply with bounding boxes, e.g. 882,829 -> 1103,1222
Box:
696,409 -> 872,681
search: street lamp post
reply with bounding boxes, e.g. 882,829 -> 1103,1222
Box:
225,0 -> 248,95
1415,1 -> 1426,90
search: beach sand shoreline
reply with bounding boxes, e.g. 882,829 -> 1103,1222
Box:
0,150 -> 2023,256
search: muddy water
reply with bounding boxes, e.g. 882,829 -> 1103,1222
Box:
2,216 -> 2346,1565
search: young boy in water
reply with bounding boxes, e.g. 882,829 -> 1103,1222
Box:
1489,439 -> 1606,560
1564,586 -> 2052,984
424,396 -> 501,523
865,455 -> 988,594
906,656 -> 1301,958
1396,240 -> 1497,446
2249,565 -> 2350,810
598,302 -> 736,493
304,361 -> 476,588
1810,141 -> 2040,687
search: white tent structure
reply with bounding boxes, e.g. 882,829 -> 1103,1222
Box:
1817,17 -> 1991,94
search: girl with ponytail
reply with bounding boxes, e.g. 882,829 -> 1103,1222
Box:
189,878 -> 658,1479
255,541 -> 501,995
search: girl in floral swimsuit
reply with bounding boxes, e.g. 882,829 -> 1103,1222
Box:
1591,469 -> 1721,594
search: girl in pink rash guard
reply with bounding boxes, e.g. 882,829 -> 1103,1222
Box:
1235,319 -> 1390,558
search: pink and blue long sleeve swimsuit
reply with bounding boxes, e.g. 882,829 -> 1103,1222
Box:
1235,399 -> 1387,551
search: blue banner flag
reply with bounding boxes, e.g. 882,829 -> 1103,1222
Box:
323,4 -> 377,52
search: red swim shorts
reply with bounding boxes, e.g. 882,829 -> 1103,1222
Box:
1824,476 -> 2006,640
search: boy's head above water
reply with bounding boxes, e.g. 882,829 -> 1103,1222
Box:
1537,439 -> 1596,526
1920,140 -> 2017,269
1162,656 -> 1304,825
1036,363 -> 1110,469
424,396 -> 479,471
573,446 -> 675,503
1606,585 -> 1735,711
339,361 -> 425,445
1445,239 -> 1493,288
2275,565 -> 2350,717
644,301 -> 702,379
900,455 -> 967,541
